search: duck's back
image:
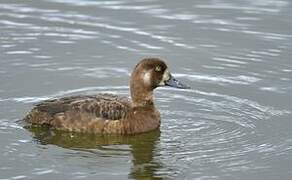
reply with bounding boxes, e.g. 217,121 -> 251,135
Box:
24,94 -> 131,133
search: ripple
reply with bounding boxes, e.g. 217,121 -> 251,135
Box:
0,119 -> 23,131
195,3 -> 283,13
0,20 -> 31,27
193,18 -> 246,27
28,62 -> 57,67
10,175 -> 27,179
82,67 -> 129,78
241,30 -> 292,40
260,87 -> 286,93
3,86 -> 129,103
0,2 -> 195,51
213,57 -> 248,65
47,0 -> 124,6
33,55 -> 52,59
32,169 -> 55,175
174,73 -> 260,85
5,51 -> 33,55
130,40 -> 164,50
102,4 -> 159,11
159,88 -> 291,128
250,50 -> 280,57
156,87 -> 291,177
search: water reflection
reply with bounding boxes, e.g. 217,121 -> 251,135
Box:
26,125 -> 162,179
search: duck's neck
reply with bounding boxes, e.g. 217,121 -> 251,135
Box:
130,80 -> 154,107
131,89 -> 154,107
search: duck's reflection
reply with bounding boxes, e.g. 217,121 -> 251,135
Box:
26,126 -> 162,179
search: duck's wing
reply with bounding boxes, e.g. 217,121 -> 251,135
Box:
24,94 -> 131,125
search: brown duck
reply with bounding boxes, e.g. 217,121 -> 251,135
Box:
24,58 -> 190,134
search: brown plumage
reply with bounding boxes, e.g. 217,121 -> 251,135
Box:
24,58 -> 190,134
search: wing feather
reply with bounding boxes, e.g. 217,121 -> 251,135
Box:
25,94 -> 131,124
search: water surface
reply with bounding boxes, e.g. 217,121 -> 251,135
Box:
1,0 -> 292,179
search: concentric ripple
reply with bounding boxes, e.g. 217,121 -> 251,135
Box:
155,88 -> 291,178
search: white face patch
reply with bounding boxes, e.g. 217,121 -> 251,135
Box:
159,68 -> 170,86
143,70 -> 152,85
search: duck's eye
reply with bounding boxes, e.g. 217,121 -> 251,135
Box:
155,66 -> 162,72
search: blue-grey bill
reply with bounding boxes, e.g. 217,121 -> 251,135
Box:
165,75 -> 190,89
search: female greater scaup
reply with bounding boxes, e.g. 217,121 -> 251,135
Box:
24,58 -> 190,134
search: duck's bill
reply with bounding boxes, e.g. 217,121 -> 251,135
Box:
165,75 -> 190,89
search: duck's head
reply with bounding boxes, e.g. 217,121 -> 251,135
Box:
130,58 -> 189,106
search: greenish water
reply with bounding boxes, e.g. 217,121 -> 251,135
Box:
27,126 -> 162,179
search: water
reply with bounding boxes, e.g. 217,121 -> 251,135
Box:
1,0 -> 292,179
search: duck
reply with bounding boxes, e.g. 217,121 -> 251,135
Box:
24,58 -> 190,134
